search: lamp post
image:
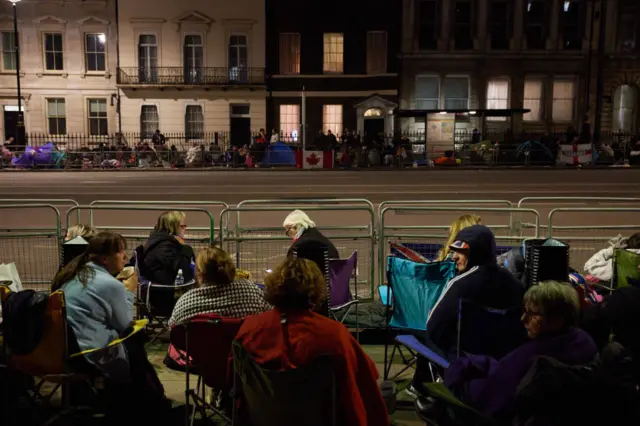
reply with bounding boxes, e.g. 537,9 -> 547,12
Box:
8,0 -> 23,146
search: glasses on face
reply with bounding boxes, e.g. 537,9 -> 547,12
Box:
179,224 -> 187,229
522,308 -> 543,318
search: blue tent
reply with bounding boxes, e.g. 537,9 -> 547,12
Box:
263,141 -> 296,166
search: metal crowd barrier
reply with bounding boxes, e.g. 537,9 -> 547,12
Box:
89,200 -> 229,242
0,204 -> 62,290
67,205 -> 216,258
221,200 -> 376,299
378,206 -> 541,285
548,207 -> 640,270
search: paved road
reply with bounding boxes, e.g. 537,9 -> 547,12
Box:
1,169 -> 639,290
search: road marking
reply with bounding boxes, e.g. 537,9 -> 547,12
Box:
80,181 -> 116,184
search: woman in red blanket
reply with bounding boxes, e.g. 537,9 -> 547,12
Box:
235,257 -> 389,426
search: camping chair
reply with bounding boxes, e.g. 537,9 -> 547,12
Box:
231,341 -> 336,426
328,251 -> 359,329
613,248 -> 640,289
1,289 -> 147,425
134,248 -> 196,343
170,314 -> 243,426
381,256 -> 456,381
293,247 -> 330,316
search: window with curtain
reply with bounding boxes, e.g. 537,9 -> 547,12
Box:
88,99 -> 108,135
140,105 -> 159,138
415,75 -> 440,109
44,33 -> 64,71
524,0 -> 547,50
228,34 -> 248,82
185,34 -> 204,83
612,85 -> 637,132
443,77 -> 469,109
523,79 -> 543,122
138,34 -> 158,83
322,105 -> 343,135
486,79 -> 510,121
47,98 -> 66,135
552,80 -> 575,122
279,33 -> 300,74
418,0 -> 439,50
279,105 -> 300,142
366,31 -> 387,74
323,33 -> 344,73
617,0 -> 639,53
85,33 -> 106,71
185,105 -> 204,139
2,32 -> 16,71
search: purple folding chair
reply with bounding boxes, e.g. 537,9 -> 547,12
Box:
328,251 -> 359,336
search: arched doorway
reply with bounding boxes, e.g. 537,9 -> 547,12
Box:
363,107 -> 385,137
612,84 -> 639,133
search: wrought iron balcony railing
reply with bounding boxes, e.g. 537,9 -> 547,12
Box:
117,67 -> 265,86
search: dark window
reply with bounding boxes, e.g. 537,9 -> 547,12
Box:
617,0 -> 640,53
85,33 -> 106,72
418,0 -> 438,50
524,0 -> 547,50
561,1 -> 583,50
44,33 -> 64,71
489,1 -> 510,50
47,98 -> 66,135
453,0 -> 473,50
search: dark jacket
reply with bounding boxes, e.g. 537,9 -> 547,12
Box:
445,327 -> 597,420
140,231 -> 195,285
287,227 -> 340,260
426,225 -> 525,357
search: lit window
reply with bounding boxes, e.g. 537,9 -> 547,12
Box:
279,33 -> 300,74
443,77 -> 469,109
486,79 -> 510,121
88,99 -> 108,135
366,31 -> 387,74
323,33 -> 344,73
44,33 -> 64,71
1,32 -> 16,71
85,33 -> 106,72
140,105 -> 158,138
185,105 -> 204,139
415,76 -> 440,109
279,105 -> 300,142
364,108 -> 383,117
523,80 -> 543,122
552,80 -> 575,122
47,98 -> 66,135
322,105 -> 343,135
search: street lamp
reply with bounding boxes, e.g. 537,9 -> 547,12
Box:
7,0 -> 23,146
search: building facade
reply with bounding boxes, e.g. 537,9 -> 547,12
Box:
0,0 -> 117,142
117,0 -> 266,146
265,0 -> 400,144
399,0 -> 640,138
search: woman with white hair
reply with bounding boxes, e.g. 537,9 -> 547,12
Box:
283,209 -> 339,259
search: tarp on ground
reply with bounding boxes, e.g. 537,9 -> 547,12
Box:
264,142 -> 296,166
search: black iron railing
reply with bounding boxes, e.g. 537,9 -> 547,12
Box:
117,67 -> 266,86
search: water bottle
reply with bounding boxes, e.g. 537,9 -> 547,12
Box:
175,269 -> 184,286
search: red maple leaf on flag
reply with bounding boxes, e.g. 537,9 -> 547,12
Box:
306,152 -> 321,165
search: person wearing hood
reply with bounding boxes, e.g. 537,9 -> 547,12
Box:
411,225 -> 525,399
140,211 -> 195,285
583,233 -> 640,282
284,210 -> 339,259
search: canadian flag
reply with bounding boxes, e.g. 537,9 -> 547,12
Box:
560,143 -> 593,165
302,150 -> 334,169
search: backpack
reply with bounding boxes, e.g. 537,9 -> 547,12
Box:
2,290 -> 48,355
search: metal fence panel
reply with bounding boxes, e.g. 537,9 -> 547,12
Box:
548,207 -> 640,271
221,202 -> 376,300
67,206 -> 216,258
379,206 -> 541,285
0,204 -> 62,290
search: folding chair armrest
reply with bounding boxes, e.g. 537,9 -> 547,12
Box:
424,382 -> 494,423
70,319 -> 149,358
395,335 -> 450,369
329,299 -> 359,312
378,285 -> 393,307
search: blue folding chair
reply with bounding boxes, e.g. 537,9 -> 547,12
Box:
381,256 -> 456,381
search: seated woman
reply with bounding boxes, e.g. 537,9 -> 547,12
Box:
235,258 -> 389,426
442,281 -> 597,421
51,232 -> 167,420
65,224 -> 97,242
283,209 -> 339,259
168,246 -> 270,327
584,233 -> 640,282
139,210 -> 195,285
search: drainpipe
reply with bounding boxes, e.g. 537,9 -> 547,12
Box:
593,0 -> 606,146
114,0 -> 123,138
